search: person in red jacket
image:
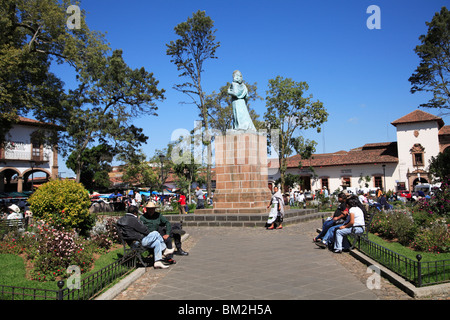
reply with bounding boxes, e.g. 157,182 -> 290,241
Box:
178,192 -> 187,214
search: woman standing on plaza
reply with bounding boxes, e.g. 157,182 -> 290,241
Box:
266,186 -> 285,230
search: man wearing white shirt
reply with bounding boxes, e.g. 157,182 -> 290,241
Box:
195,186 -> 205,209
135,191 -> 142,207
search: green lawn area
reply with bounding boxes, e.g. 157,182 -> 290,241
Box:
0,245 -> 126,292
367,233 -> 450,262
360,233 -> 450,286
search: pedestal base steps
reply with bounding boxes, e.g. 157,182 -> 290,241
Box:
164,208 -> 322,227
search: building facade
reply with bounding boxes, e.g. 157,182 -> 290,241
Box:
0,117 -> 59,193
269,110 -> 450,194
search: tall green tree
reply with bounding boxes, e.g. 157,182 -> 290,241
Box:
428,148 -> 450,183
119,150 -> 160,191
66,144 -> 113,190
264,76 -> 328,192
171,133 -> 205,203
409,6 -> 450,114
62,49 -> 165,183
0,0 -> 109,144
166,10 -> 220,200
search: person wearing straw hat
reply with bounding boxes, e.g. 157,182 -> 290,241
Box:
7,204 -> 23,220
141,201 -> 189,262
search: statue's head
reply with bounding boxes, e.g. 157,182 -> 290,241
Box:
232,70 -> 243,84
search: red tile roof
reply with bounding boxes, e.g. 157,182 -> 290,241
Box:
391,110 -> 444,128
284,142 -> 398,169
439,125 -> 450,135
18,117 -> 61,129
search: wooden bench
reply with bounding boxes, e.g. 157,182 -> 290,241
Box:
350,210 -> 378,249
114,224 -> 154,268
0,218 -> 26,239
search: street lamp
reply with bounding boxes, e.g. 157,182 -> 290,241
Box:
30,161 -> 36,192
159,154 -> 166,199
382,164 -> 386,192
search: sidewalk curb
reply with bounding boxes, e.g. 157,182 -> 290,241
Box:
95,233 -> 190,300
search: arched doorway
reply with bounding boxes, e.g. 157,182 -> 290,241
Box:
0,168 -> 21,192
413,177 -> 428,187
23,169 -> 50,192
408,168 -> 429,192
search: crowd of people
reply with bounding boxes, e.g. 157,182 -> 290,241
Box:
285,189 -> 310,208
95,186 -> 213,215
264,185 -> 403,252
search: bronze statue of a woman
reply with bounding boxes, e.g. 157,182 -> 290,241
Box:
228,70 -> 256,132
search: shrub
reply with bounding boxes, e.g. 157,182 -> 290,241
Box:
412,209 -> 436,229
0,232 -> 24,255
89,216 -> 120,252
371,213 -> 395,239
371,211 -> 416,245
411,218 -> 450,253
28,221 -> 94,281
389,211 -> 416,246
414,182 -> 450,219
28,179 -> 93,234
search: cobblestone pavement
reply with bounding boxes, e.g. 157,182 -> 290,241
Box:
113,219 -> 449,300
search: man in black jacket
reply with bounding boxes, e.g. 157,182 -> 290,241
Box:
117,205 -> 174,269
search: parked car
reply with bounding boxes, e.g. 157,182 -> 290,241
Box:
397,190 -> 412,200
304,191 -> 313,200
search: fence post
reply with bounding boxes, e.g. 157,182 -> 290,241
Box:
57,280 -> 65,300
416,254 -> 422,287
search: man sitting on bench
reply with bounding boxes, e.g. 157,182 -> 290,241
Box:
117,205 -> 174,269
141,202 -> 189,260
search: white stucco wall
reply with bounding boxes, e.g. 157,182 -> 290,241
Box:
395,121 -> 440,181
270,162 -> 398,194
313,163 -> 398,193
1,124 -> 54,177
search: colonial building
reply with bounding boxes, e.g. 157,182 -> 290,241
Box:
0,117 -> 59,193
269,110 -> 450,193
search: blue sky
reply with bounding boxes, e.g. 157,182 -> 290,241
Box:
54,0 -> 450,178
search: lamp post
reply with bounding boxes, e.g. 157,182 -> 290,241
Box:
159,154 -> 165,201
382,164 -> 386,191
30,161 -> 36,192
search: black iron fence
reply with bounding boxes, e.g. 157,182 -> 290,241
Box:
0,251 -> 138,300
353,236 -> 450,287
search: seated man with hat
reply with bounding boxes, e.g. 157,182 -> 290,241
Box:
117,205 -> 174,269
140,201 -> 189,265
7,204 -> 23,220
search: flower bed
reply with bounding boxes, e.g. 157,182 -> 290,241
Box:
370,183 -> 450,254
0,216 -> 120,283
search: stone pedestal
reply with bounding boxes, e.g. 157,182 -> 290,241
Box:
202,131 -> 271,214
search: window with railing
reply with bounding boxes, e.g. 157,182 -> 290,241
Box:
31,133 -> 43,162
